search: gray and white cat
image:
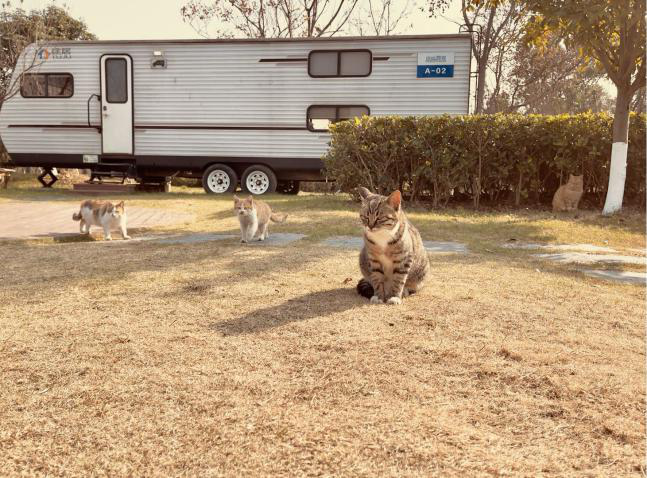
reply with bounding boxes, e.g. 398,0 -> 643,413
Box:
356,187 -> 430,305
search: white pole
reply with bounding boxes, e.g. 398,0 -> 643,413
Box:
602,141 -> 628,215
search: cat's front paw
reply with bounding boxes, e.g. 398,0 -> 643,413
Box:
386,296 -> 402,305
104,236 -> 112,241
370,295 -> 383,304
240,239 -> 247,243
123,235 -> 132,240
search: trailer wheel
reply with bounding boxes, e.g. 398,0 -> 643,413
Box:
278,180 -> 300,195
202,164 -> 238,194
241,165 -> 277,195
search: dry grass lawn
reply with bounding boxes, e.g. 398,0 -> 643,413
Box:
0,183 -> 645,476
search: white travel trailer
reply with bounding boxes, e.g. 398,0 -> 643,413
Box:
0,34 -> 472,194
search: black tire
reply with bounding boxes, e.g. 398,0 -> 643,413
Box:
278,180 -> 300,195
241,165 -> 277,195
202,164 -> 238,194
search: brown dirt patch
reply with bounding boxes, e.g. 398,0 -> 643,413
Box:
0,231 -> 644,475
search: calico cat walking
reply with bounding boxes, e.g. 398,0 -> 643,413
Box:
356,187 -> 430,305
234,195 -> 287,243
552,174 -> 584,212
72,200 -> 130,240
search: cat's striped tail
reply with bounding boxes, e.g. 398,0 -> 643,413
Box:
356,278 -> 374,299
270,213 -> 287,223
72,210 -> 82,221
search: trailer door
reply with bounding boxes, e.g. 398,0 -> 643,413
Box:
100,55 -> 133,155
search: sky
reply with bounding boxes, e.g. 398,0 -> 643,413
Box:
14,0 -> 464,40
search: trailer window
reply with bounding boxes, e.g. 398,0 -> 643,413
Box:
105,58 -> 128,103
21,73 -> 73,98
308,50 -> 372,77
307,105 -> 369,131
47,74 -> 73,97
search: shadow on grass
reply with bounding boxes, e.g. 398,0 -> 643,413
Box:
575,209 -> 646,236
207,209 -> 237,221
411,215 -> 557,250
212,287 -> 362,336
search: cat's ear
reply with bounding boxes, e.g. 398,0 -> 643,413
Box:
357,186 -> 372,200
387,190 -> 402,210
118,201 -> 125,208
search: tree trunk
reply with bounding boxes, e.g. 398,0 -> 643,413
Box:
602,85 -> 632,215
515,170 -> 523,207
475,58 -> 487,113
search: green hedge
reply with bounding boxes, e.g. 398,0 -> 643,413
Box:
322,113 -> 646,208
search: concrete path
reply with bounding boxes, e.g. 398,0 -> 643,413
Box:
502,242 -> 646,285
245,233 -> 306,246
154,232 -> 305,246
321,235 -> 468,253
582,269 -> 646,285
503,242 -> 619,253
156,233 -> 237,245
0,201 -> 194,240
536,252 -> 646,266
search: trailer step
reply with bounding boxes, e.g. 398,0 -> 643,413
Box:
91,170 -> 129,177
96,162 -> 133,168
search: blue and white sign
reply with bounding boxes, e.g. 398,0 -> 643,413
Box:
417,52 -> 454,78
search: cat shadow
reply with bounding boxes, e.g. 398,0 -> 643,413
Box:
212,287 -> 362,336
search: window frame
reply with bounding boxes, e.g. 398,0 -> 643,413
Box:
104,58 -> 129,104
307,49 -> 373,78
20,72 -> 74,99
306,104 -> 370,132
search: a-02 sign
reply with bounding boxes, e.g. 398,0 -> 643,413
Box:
417,52 -> 454,78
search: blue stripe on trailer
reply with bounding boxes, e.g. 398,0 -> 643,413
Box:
417,65 -> 454,78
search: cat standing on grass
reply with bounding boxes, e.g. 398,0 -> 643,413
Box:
552,174 -> 584,212
72,200 -> 131,240
356,187 -> 430,305
234,195 -> 287,243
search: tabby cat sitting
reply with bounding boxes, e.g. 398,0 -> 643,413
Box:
356,187 -> 430,305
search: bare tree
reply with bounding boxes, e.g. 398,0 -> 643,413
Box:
349,0 -> 418,36
487,33 -> 612,114
427,0 -> 527,113
0,1 -> 95,104
181,0 -> 362,38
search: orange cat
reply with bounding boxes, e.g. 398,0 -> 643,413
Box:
552,174 -> 583,212
233,195 -> 287,243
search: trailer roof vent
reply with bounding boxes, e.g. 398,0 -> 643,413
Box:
151,51 -> 167,69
